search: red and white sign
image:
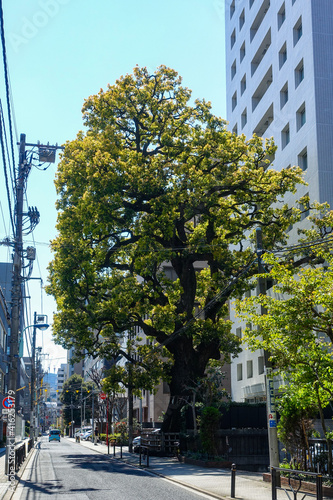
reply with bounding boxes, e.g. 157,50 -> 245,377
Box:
99,392 -> 106,400
2,396 -> 15,409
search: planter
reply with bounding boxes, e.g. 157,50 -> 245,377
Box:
179,456 -> 232,468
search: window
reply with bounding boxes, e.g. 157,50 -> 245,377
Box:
239,9 -> 245,30
247,360 -> 253,379
230,0 -> 235,18
232,91 -> 237,111
241,74 -> 246,95
298,148 -> 308,171
253,103 -> 274,137
280,82 -> 288,108
295,59 -> 304,87
279,42 -> 287,69
240,41 -> 246,62
236,327 -> 242,338
241,108 -> 247,128
252,66 -> 273,111
0,322 -> 4,349
281,124 -> 290,149
231,29 -> 236,48
251,29 -> 271,75
232,123 -> 238,135
258,356 -> 264,375
278,3 -> 286,29
250,0 -> 270,41
249,0 -> 255,7
231,59 -> 236,79
237,363 -> 243,381
296,102 -> 306,131
293,17 -> 302,45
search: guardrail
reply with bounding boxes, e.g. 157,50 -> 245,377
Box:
15,442 -> 26,472
271,466 -> 323,500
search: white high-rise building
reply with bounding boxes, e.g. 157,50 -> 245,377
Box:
225,0 -> 333,402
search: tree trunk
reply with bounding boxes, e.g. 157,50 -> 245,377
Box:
161,337 -> 217,432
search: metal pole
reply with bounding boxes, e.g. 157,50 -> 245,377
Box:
231,463 -> 236,498
316,473 -> 323,500
30,312 -> 37,443
6,134 -> 26,475
256,228 -> 280,471
106,397 -> 109,448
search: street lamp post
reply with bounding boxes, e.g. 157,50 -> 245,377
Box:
30,313 -> 49,443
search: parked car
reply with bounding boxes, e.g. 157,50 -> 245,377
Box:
82,429 -> 92,440
49,429 -> 61,442
133,429 -> 161,453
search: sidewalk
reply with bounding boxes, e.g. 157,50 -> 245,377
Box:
70,437 -> 277,499
0,449 -> 11,500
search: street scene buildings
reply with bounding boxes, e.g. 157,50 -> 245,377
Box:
225,0 -> 333,402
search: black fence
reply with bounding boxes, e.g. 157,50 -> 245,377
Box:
271,467 -> 323,500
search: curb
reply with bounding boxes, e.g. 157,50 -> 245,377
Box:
2,443 -> 38,500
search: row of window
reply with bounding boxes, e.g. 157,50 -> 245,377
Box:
231,15 -> 302,86
231,63 -> 305,139
236,356 -> 264,381
232,57 -> 304,114
230,0 -> 300,51
230,0 -> 297,22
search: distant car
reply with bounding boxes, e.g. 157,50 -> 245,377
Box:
49,429 -> 61,442
82,429 -> 92,440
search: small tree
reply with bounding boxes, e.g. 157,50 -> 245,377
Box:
236,245 -> 333,473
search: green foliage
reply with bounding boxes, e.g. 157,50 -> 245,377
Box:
60,374 -> 96,426
236,248 -> 333,470
47,65 -> 313,431
277,389 -> 317,469
199,406 -> 220,456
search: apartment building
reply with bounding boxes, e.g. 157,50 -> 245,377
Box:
225,0 -> 333,401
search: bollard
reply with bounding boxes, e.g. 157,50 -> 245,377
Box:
271,467 -> 277,500
231,463 -> 236,498
139,447 -> 142,466
113,443 -> 116,457
316,473 -> 323,500
120,444 -> 122,459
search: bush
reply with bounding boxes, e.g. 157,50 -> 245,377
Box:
199,406 -> 220,456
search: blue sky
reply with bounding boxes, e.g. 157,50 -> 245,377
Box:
0,0 -> 226,371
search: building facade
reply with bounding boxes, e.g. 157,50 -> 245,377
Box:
225,0 -> 333,401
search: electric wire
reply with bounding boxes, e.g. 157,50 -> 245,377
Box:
0,102 -> 14,235
0,0 -> 17,180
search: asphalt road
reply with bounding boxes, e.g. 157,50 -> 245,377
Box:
12,437 -> 214,500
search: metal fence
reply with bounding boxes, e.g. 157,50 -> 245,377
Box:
271,467 -> 323,500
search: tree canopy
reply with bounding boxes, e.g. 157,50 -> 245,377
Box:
48,65 -> 316,431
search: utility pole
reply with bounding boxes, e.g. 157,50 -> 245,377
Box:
256,228 -> 280,471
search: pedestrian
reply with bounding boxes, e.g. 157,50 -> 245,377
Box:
94,427 -> 98,445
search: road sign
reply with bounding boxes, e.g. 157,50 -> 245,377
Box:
99,392 -> 106,400
2,409 -> 9,414
2,396 -> 14,409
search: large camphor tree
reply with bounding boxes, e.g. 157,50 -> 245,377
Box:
48,65 -> 313,432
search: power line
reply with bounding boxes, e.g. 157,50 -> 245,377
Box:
0,100 -> 14,234
0,0 -> 17,179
